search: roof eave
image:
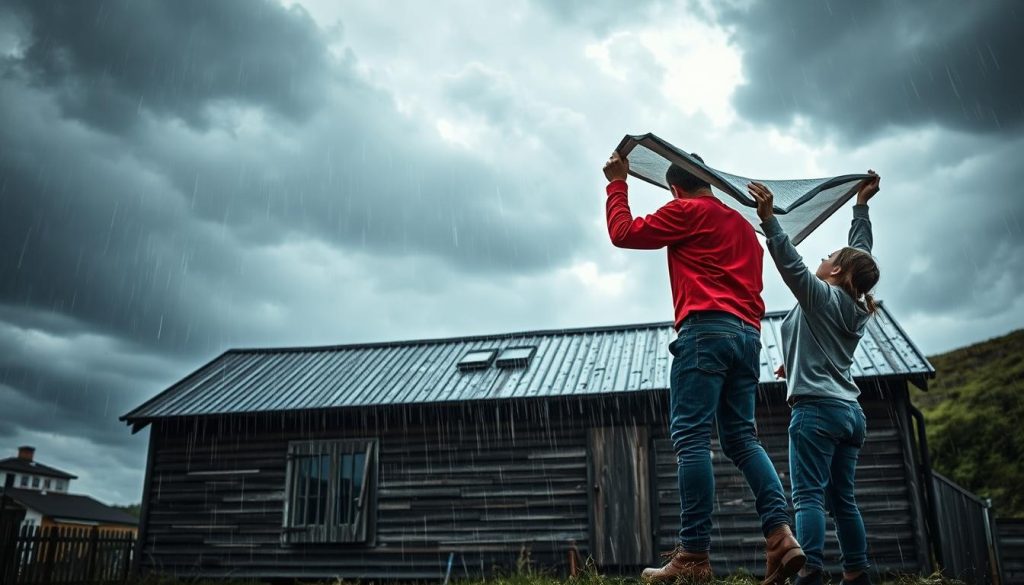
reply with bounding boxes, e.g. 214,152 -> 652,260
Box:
877,301 -> 937,382
121,373 -> 931,424
119,349 -> 233,424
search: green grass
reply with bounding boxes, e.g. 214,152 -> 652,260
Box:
119,569 -> 964,585
910,328 -> 1024,517
116,541 -> 964,585
120,555 -> 965,585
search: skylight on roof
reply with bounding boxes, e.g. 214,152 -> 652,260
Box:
496,346 -> 536,368
457,349 -> 497,371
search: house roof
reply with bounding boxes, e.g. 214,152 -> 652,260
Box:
0,458 -> 77,480
4,489 -> 138,526
122,303 -> 933,427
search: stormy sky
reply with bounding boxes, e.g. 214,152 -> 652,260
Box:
1,0 -> 1021,505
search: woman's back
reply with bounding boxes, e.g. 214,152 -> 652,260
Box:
778,281 -> 871,402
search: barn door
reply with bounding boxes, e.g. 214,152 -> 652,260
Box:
589,426 -> 653,566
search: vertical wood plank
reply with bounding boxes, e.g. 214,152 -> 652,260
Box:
86,526 -> 99,582
589,427 -> 607,564
589,426 -> 652,566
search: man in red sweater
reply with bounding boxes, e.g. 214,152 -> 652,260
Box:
604,151 -> 804,585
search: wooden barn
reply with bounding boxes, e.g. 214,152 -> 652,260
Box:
121,304 -> 941,581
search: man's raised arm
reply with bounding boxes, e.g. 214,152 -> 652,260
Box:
603,151 -> 690,249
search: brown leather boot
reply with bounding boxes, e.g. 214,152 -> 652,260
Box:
761,525 -> 806,585
641,546 -> 713,584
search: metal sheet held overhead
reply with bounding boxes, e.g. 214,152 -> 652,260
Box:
617,133 -> 871,245
122,304 -> 932,425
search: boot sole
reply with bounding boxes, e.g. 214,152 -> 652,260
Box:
760,548 -> 807,585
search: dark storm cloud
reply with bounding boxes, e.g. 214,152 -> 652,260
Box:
0,310 -> 180,493
0,0 -> 605,505
0,0 -> 591,360
139,95 -> 580,273
0,86 -> 235,356
886,138 -> 1024,320
4,0 -> 329,132
6,0 -> 1014,508
723,0 -> 1024,139
718,0 -> 1024,343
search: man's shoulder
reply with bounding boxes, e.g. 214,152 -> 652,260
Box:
699,198 -> 754,229
657,196 -> 699,216
673,195 -> 720,214
672,197 -> 755,236
687,195 -> 737,214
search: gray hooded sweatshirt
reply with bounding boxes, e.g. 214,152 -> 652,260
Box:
761,205 -> 874,402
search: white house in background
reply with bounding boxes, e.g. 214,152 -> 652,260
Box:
0,446 -> 76,495
0,446 -> 137,534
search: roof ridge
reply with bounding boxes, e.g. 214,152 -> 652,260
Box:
222,312 -> 791,355
0,458 -> 78,479
225,320 -> 677,355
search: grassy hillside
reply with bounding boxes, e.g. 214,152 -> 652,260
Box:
911,329 -> 1024,518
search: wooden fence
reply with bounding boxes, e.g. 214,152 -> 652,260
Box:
0,524 -> 135,584
931,472 -> 1002,585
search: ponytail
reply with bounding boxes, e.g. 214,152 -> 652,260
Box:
863,292 -> 878,314
833,247 -> 880,314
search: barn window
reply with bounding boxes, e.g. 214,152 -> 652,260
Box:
457,349 -> 497,371
496,346 -> 536,368
283,439 -> 378,545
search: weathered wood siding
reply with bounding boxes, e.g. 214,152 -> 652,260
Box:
140,404 -> 593,580
137,385 -> 926,580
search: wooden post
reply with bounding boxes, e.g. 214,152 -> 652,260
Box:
86,527 -> 99,582
14,525 -> 25,582
131,428 -> 157,577
0,484 -> 9,585
0,483 -> 7,583
16,524 -> 30,582
984,499 -> 1003,585
568,539 -> 579,577
122,531 -> 134,581
42,526 -> 59,583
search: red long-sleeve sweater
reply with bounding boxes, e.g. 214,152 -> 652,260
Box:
605,179 -> 765,330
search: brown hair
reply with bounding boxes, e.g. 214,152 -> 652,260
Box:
832,247 -> 880,313
666,153 -> 711,193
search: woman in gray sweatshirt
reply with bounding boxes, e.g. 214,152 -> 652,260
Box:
747,172 -> 881,585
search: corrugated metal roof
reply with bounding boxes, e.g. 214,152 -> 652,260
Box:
122,304 -> 933,424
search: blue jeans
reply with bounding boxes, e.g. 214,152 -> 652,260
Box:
669,311 -> 791,552
789,398 -> 869,572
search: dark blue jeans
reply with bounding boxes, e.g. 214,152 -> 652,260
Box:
669,311 -> 791,552
789,398 -> 869,572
